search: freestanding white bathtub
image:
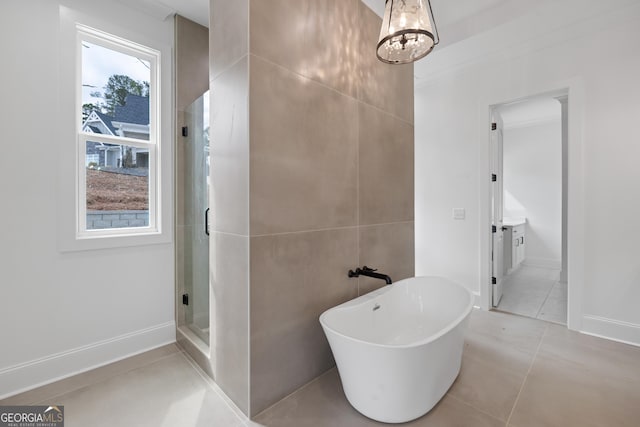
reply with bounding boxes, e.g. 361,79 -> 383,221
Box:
319,276 -> 474,423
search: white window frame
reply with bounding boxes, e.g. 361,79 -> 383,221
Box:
76,25 -> 161,239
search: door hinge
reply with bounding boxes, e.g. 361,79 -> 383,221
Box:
491,122 -> 497,131
492,225 -> 497,233
492,277 -> 497,285
491,174 -> 497,182
182,126 -> 188,137
182,293 -> 189,305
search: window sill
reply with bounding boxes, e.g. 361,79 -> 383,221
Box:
58,228 -> 172,253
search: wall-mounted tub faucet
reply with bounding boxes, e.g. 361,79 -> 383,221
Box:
348,266 -> 393,284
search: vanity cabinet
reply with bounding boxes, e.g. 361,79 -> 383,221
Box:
503,224 -> 526,273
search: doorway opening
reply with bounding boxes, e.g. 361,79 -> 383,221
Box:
490,92 -> 568,325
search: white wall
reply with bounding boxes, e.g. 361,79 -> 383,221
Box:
0,0 -> 175,398
415,1 -> 640,345
503,119 -> 562,268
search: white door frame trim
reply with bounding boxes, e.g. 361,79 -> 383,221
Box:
477,78 -> 585,332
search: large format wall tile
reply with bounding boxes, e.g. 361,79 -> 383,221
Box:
250,55 -> 358,235
210,57 -> 249,236
250,228 -> 358,415
210,1 -> 416,418
359,103 -> 414,225
176,16 -> 209,111
210,0 -> 248,79
357,2 -> 414,124
250,0 -> 360,98
358,222 -> 415,295
210,232 -> 250,414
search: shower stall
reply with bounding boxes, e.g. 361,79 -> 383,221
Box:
176,90 -> 210,349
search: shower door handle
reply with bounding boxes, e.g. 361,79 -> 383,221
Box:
205,208 -> 210,236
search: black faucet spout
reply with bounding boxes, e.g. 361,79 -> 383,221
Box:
348,266 -> 393,284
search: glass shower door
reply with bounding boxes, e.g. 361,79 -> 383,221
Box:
181,91 -> 210,345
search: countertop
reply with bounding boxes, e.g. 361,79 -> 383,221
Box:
503,217 -> 527,226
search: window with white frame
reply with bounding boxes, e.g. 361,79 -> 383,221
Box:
77,25 -> 160,237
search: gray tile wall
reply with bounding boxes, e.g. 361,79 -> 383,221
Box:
176,15 -> 209,112
246,0 -> 415,416
174,12 -> 215,392
250,229 -> 359,413
211,0 -> 415,417
249,55 -> 359,235
209,0 -> 251,416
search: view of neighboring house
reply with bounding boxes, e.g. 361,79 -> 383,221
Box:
82,93 -> 150,169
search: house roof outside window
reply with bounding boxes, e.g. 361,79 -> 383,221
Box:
82,93 -> 149,139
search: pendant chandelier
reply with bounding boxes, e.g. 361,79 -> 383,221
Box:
376,0 -> 440,64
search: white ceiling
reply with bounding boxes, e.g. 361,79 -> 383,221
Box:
159,0 -> 529,35
125,0 -> 544,50
363,0 -> 511,27
123,0 -> 636,86
361,0 -> 385,17
159,0 -> 208,27
412,0 -> 636,84
117,0 -> 208,27
433,0 -> 506,27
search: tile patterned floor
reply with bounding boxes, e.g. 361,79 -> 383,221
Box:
497,265 -> 567,324
3,310 -> 639,426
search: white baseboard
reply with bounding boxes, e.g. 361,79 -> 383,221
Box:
472,291 -> 481,308
523,257 -> 561,269
581,315 -> 640,347
0,321 -> 176,400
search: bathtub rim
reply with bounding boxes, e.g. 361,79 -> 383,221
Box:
319,276 -> 474,349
